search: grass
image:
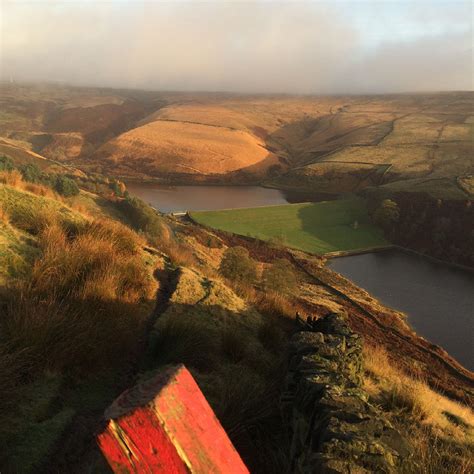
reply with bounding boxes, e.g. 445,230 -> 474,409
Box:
191,198 -> 387,255
147,266 -> 290,472
0,182 -> 160,471
364,345 -> 474,473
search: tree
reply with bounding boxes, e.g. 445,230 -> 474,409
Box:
55,175 -> 80,197
0,155 -> 14,172
373,199 -> 399,230
219,246 -> 257,284
262,258 -> 297,293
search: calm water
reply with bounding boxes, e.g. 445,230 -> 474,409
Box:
329,250 -> 474,371
125,183 -> 290,212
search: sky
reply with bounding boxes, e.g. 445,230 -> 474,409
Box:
1,0 -> 472,94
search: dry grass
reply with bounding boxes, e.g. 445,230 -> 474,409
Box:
1,210 -> 155,374
0,206 -> 9,225
0,170 -> 58,199
231,282 -> 306,321
0,169 -> 23,187
161,238 -> 199,268
150,269 -> 290,473
96,120 -> 278,176
7,201 -> 63,236
364,345 -> 474,473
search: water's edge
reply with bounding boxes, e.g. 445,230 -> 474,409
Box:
328,249 -> 474,371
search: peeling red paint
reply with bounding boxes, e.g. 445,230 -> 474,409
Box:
97,365 -> 249,474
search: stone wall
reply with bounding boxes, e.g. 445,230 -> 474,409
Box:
283,313 -> 413,473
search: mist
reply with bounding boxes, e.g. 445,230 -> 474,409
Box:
1,0 -> 472,94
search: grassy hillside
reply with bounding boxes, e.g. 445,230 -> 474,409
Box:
1,85 -> 472,197
191,198 -> 387,255
1,167 -> 473,472
94,120 -> 279,177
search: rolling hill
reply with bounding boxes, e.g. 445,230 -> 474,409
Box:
0,84 -> 472,197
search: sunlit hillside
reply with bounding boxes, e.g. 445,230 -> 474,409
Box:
1,85 -> 472,197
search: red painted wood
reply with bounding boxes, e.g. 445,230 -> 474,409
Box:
98,407 -> 189,473
97,365 -> 249,474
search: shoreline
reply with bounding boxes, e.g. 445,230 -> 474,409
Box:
326,245 -> 474,273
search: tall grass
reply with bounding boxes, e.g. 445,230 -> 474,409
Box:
0,206 -> 9,225
152,309 -> 289,473
0,170 -> 58,199
1,214 -> 155,374
364,345 -> 474,473
0,169 -> 23,187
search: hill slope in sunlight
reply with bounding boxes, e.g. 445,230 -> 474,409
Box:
0,84 -> 472,197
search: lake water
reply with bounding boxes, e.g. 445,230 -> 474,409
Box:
329,250 -> 474,371
125,183 -> 291,213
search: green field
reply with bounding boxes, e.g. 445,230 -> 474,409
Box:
191,198 -> 388,255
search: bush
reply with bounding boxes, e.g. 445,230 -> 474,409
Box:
54,175 -> 80,197
0,155 -> 14,172
119,195 -> 163,239
219,246 -> 257,284
20,163 -> 41,183
109,180 -> 127,197
262,258 -> 297,293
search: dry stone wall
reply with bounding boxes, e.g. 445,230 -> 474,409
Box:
283,313 -> 413,473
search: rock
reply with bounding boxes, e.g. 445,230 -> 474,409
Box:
284,312 -> 413,473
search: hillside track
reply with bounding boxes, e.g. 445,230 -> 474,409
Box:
40,260 -> 179,473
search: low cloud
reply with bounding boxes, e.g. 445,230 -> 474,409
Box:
1,1 -> 471,93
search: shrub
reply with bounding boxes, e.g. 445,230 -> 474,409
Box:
0,155 -> 14,172
54,175 -> 80,197
119,195 -> 163,239
109,180 -> 127,197
219,246 -> 257,284
20,163 -> 41,183
262,258 -> 297,293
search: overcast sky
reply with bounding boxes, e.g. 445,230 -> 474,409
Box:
1,0 -> 472,94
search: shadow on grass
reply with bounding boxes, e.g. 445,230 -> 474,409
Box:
144,302 -> 292,474
297,199 -> 386,254
0,289 -> 155,474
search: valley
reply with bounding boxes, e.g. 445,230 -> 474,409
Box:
1,84 -> 472,200
0,83 -> 472,473
2,0 -> 472,471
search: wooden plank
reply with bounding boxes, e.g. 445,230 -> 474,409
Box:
97,364 -> 249,474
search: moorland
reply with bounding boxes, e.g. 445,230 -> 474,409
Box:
0,82 -> 473,473
1,84 -> 472,200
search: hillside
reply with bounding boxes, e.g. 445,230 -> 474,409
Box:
0,163 -> 473,472
1,84 -> 472,197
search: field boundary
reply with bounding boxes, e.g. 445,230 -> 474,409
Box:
324,244 -> 394,258
291,254 -> 474,385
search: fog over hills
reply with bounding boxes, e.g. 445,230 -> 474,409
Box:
1,0 -> 472,94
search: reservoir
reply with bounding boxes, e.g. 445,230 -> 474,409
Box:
329,249 -> 474,371
125,183 -> 290,212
